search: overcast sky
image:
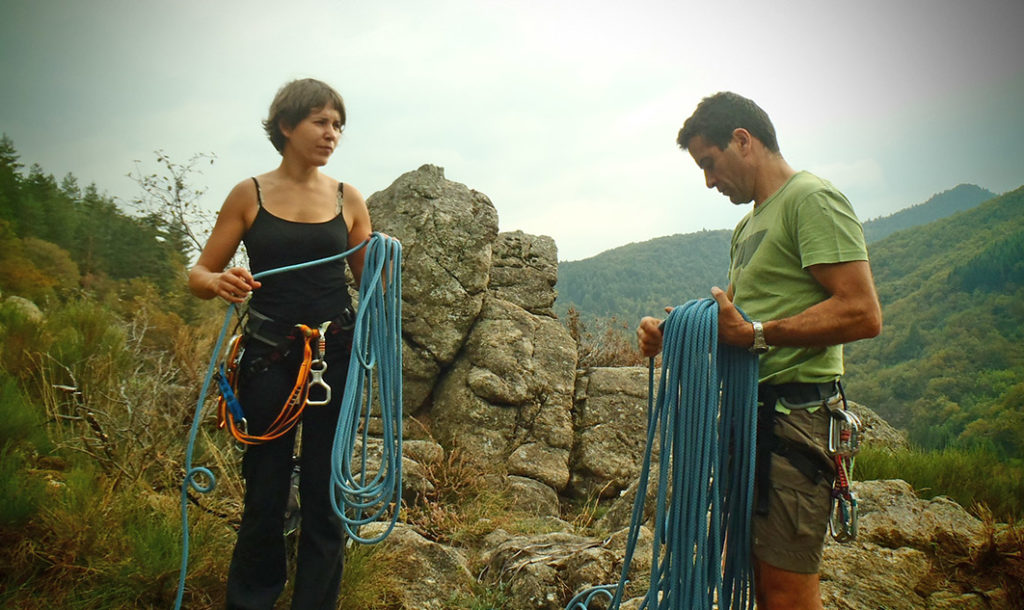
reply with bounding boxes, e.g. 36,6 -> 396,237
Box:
2,0 -> 1022,261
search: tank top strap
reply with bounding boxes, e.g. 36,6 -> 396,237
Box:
252,177 -> 264,208
336,181 -> 344,215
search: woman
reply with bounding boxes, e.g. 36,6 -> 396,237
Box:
189,78 -> 371,610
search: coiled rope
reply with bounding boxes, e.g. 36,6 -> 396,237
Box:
565,298 -> 758,610
329,235 -> 403,543
174,232 -> 402,609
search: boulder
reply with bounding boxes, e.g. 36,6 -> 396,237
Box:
367,165 -> 499,413
358,522 -> 475,609
431,296 -> 577,491
488,230 -> 559,318
570,366 -> 655,499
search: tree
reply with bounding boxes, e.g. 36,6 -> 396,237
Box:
126,150 -> 217,260
0,135 -> 22,225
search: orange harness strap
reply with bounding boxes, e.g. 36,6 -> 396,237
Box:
216,324 -> 319,445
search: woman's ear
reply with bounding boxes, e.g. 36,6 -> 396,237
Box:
279,118 -> 293,140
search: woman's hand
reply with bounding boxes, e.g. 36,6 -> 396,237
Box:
210,267 -> 261,304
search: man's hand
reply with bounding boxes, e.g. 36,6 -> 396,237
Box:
711,286 -> 754,348
637,306 -> 674,358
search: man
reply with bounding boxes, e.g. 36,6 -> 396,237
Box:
637,91 -> 882,610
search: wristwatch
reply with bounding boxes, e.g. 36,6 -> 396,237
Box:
749,321 -> 769,354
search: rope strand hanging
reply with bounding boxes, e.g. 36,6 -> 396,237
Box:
565,298 -> 758,610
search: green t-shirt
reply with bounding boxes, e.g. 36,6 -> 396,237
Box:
729,171 -> 868,384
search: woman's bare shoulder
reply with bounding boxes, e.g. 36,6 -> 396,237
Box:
218,177 -> 260,219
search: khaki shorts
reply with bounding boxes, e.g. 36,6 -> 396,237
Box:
752,392 -> 840,574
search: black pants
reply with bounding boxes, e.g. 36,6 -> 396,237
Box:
226,329 -> 352,610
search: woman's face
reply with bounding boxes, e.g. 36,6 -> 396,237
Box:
281,104 -> 343,165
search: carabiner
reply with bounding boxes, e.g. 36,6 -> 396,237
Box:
829,493 -> 859,542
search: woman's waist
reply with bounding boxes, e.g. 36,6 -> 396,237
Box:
244,303 -> 355,344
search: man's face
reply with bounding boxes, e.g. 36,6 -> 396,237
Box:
687,133 -> 752,204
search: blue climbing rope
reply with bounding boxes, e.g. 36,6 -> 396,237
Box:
565,299 -> 758,610
174,232 -> 402,609
329,234 -> 404,543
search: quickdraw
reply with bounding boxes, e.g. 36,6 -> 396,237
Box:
215,323 -> 327,445
828,405 -> 862,542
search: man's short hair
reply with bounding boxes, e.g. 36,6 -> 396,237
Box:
677,92 -> 780,153
263,79 -> 346,154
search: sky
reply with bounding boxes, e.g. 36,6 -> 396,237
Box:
1,0 -> 1022,262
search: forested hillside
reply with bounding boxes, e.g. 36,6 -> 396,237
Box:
556,229 -> 731,323
861,183 -> 995,242
844,186 -> 1024,457
0,135 -> 196,320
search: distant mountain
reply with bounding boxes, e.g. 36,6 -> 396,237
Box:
861,184 -> 996,242
556,229 -> 731,323
555,184 -> 997,321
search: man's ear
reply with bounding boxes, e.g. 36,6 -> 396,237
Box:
732,128 -> 754,155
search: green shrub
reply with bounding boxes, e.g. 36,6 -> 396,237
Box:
856,445 -> 1024,521
0,442 -> 46,527
0,373 -> 50,452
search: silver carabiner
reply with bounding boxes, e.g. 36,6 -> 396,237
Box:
829,409 -> 861,457
829,494 -> 859,542
234,418 -> 249,452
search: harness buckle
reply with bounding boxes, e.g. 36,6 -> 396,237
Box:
306,320 -> 333,406
307,360 -> 331,406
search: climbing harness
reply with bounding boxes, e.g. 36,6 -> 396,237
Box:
565,299 -> 759,610
216,322 -> 325,445
174,232 -> 403,610
756,381 -> 861,542
329,234 -> 404,543
214,304 -> 356,445
754,383 -> 837,517
828,391 -> 861,542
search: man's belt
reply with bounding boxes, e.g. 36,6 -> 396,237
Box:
758,380 -> 838,406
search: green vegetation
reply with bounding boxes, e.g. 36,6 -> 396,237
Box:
856,446 -> 1024,521
844,187 -> 1024,458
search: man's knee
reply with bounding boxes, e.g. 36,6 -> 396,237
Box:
755,560 -> 823,610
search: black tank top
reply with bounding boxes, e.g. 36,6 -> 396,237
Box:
243,177 -> 352,323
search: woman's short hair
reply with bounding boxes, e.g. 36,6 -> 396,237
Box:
677,92 -> 780,153
263,79 -> 346,154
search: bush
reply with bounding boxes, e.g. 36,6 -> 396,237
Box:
856,445 -> 1024,521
